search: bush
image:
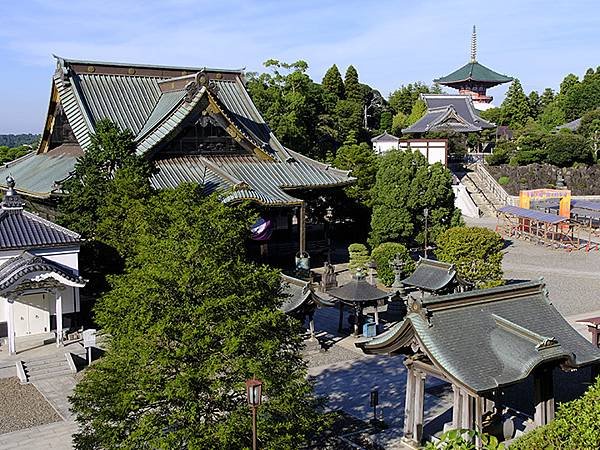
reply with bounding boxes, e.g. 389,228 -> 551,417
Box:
510,377 -> 600,449
348,243 -> 370,273
424,429 -> 505,449
544,132 -> 592,167
436,227 -> 504,288
371,242 -> 414,286
497,176 -> 510,186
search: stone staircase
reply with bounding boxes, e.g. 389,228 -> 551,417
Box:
22,354 -> 74,383
460,171 -> 505,217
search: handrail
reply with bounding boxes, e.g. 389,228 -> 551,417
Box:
475,163 -> 518,206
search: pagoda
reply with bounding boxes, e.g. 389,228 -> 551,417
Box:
434,26 -> 512,110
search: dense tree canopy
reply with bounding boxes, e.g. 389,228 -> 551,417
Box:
333,141 -> 378,206
388,82 -> 442,116
70,185 -> 326,449
369,149 -> 461,248
0,144 -> 31,164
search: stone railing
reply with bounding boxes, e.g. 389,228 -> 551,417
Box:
475,163 -> 518,206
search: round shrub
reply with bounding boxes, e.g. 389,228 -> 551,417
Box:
497,176 -> 510,186
371,242 -> 414,286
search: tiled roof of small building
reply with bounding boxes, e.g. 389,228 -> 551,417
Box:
403,95 -> 494,134
402,258 -> 459,292
0,178 -> 80,250
0,251 -> 85,292
357,280 -> 600,393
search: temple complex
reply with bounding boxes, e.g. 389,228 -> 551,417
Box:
434,26 -> 513,111
0,57 -> 354,265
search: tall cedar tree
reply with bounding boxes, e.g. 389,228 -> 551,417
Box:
70,185 -> 326,449
58,119 -> 154,293
369,149 -> 461,248
321,64 -> 345,100
500,79 -> 531,128
333,141 -> 378,206
344,65 -> 363,105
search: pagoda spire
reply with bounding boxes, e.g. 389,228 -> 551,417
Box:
470,25 -> 477,62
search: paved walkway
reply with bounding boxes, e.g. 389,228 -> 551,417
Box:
0,421 -> 75,450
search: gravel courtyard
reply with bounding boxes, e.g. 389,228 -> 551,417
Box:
0,378 -> 61,435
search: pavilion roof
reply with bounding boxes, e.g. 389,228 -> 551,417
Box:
357,280 -> 600,393
328,273 -> 390,303
0,251 -> 85,293
402,258 -> 462,292
0,57 -> 354,204
434,61 -> 512,87
279,275 -> 335,314
371,131 -> 399,143
402,95 -> 494,134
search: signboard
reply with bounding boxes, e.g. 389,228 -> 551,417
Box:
82,329 -> 96,348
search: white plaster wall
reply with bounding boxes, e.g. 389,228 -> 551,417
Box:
373,141 -> 399,155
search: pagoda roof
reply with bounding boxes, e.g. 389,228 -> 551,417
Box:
0,57 -> 354,204
434,61 -> 512,87
280,275 -> 334,314
403,95 -> 495,134
356,280 -> 600,393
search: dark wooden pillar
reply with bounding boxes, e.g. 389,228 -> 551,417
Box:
534,367 -> 555,427
338,302 -> 344,333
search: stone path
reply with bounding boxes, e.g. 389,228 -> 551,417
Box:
0,421 -> 75,450
0,375 -> 77,449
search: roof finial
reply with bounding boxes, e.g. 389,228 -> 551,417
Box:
2,176 -> 24,211
471,25 -> 477,62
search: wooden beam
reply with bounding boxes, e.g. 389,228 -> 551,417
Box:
299,202 -> 306,255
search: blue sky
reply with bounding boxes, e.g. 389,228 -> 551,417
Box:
1,0 -> 599,133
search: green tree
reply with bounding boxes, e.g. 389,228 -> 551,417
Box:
70,185 -> 325,449
246,60 -> 325,160
578,108 -> 600,160
538,100 -> 566,131
527,90 -> 542,119
500,79 -> 531,128
344,65 -> 363,104
511,376 -> 600,450
333,141 -> 378,205
369,149 -> 461,248
479,107 -> 503,124
321,64 -> 345,100
436,226 -> 504,288
348,243 -> 370,273
406,99 -> 427,126
388,82 -> 442,115
391,111 -> 408,135
0,145 -> 32,164
333,99 -> 363,143
545,131 -> 592,167
58,119 -> 153,239
371,242 -> 414,286
378,110 -> 393,133
540,87 -> 556,111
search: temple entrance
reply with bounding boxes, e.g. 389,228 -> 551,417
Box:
12,294 -> 50,337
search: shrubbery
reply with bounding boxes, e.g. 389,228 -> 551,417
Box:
510,377 -> 600,449
436,227 -> 504,288
371,242 -> 414,286
347,243 -> 369,273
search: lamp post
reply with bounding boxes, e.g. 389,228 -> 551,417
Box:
246,378 -> 263,450
324,206 -> 334,263
423,208 -> 429,259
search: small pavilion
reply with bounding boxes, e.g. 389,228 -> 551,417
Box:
0,177 -> 85,355
325,271 -> 392,335
356,280 -> 600,448
280,274 -> 334,339
402,258 -> 470,295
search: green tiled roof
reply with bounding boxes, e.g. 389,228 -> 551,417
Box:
357,280 -> 600,393
434,61 -> 512,86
